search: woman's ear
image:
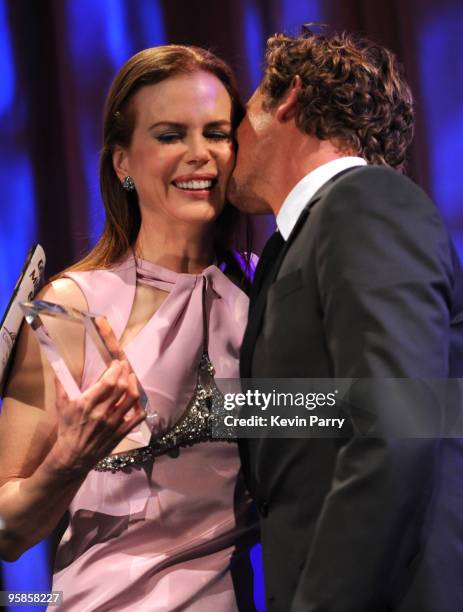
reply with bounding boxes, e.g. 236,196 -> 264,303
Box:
112,147 -> 130,182
275,75 -> 302,123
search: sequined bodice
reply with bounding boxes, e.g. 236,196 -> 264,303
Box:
94,352 -> 234,472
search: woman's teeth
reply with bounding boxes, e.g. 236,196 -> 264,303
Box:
174,179 -> 213,190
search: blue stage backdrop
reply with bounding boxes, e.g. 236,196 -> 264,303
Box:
0,1 -> 462,611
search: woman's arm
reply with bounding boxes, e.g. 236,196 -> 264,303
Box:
0,279 -> 144,561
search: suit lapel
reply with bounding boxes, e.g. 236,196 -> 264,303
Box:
273,169 -> 349,273
240,231 -> 285,377
241,167 -> 357,377
240,205 -> 313,378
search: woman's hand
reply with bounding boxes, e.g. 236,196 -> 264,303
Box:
50,360 -> 145,476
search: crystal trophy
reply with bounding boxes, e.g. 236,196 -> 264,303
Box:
20,300 -> 157,450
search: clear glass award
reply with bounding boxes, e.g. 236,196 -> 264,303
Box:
20,300 -> 157,450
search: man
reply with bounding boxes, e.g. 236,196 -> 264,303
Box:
228,27 -> 463,612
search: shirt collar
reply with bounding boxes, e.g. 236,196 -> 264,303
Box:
276,157 -> 367,240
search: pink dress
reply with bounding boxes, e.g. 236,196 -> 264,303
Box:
50,253 -> 258,612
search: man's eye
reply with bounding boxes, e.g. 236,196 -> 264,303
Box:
156,133 -> 183,143
205,131 -> 232,141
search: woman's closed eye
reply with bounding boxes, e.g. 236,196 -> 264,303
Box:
156,130 -> 232,144
204,130 -> 232,141
156,132 -> 184,144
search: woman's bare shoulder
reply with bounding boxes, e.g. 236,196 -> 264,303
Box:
38,276 -> 88,311
2,274 -> 88,414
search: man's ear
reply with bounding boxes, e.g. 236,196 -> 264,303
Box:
112,146 -> 130,182
275,75 -> 302,123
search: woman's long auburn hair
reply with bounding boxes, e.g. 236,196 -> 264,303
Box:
67,45 -> 250,274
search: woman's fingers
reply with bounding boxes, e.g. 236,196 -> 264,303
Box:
82,360 -> 126,408
105,365 -> 146,433
117,403 -> 147,437
127,370 -> 140,402
113,370 -> 140,412
54,359 -> 147,460
81,360 -> 143,430
54,376 -> 69,406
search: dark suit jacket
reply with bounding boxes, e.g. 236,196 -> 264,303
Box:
239,166 -> 463,612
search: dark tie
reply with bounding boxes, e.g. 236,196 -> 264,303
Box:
250,230 -> 285,308
241,231 -> 285,377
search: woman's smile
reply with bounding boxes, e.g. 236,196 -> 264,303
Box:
171,172 -> 218,197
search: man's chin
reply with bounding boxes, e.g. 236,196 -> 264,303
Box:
226,176 -> 271,215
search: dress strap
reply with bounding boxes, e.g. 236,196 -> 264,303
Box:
201,277 -> 209,356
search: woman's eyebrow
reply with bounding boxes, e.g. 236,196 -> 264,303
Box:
148,120 -> 232,130
205,120 -> 232,128
148,121 -> 185,130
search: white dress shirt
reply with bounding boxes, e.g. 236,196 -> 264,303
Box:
276,157 -> 367,240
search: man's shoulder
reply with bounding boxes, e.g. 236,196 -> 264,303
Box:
313,164 -> 435,219
291,164 -> 448,259
330,164 -> 426,200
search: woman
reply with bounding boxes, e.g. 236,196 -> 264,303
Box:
0,46 -> 258,611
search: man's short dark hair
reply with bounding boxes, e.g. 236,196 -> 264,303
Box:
261,26 -> 414,172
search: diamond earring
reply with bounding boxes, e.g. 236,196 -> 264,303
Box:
122,176 -> 135,192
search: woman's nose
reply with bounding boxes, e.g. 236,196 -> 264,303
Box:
185,135 -> 211,164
